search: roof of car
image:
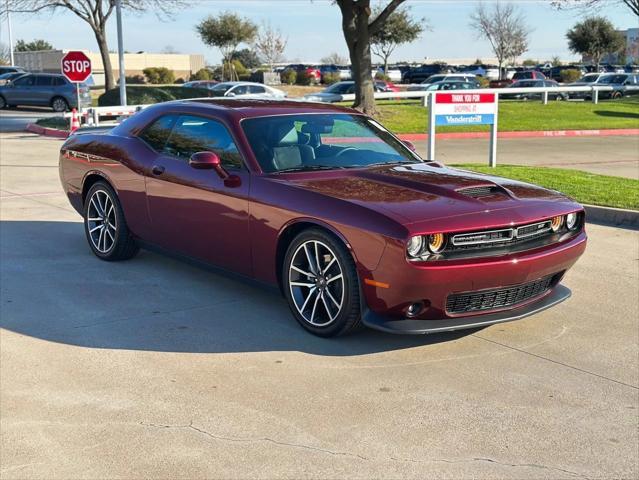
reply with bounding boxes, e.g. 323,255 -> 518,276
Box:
162,98 -> 357,119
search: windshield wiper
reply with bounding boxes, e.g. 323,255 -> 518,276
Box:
275,165 -> 349,173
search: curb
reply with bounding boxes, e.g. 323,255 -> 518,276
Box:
398,128 -> 639,141
25,123 -> 69,139
584,204 -> 639,229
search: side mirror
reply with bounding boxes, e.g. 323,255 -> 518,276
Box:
403,140 -> 417,152
189,151 -> 241,188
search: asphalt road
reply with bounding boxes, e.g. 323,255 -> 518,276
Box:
0,107 -> 60,133
1,133 -> 638,479
414,135 -> 639,180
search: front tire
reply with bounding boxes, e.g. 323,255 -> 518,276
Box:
283,228 -> 361,337
0,95 -> 6,109
84,181 -> 139,261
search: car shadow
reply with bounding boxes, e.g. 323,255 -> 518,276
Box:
0,221 -> 476,356
594,110 -> 639,119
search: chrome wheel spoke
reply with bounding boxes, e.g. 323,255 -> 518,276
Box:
89,224 -> 102,233
289,239 -> 345,328
87,189 -> 117,254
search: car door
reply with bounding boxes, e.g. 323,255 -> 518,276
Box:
5,74 -> 35,104
227,85 -> 249,97
33,75 -> 54,105
143,114 -> 252,276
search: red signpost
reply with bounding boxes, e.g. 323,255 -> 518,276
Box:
61,51 -> 92,117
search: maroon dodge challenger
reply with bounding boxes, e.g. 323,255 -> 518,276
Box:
59,99 -> 587,337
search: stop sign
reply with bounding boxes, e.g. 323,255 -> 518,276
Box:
61,51 -> 92,83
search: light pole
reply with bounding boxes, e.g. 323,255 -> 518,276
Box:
116,0 -> 126,106
5,0 -> 14,66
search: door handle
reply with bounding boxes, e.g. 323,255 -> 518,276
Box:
151,165 -> 165,176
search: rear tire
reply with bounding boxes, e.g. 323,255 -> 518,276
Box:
83,181 -> 139,261
283,228 -> 362,337
51,97 -> 69,112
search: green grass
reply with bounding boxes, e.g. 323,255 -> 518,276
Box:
451,164 -> 639,210
35,117 -> 68,130
340,96 -> 639,134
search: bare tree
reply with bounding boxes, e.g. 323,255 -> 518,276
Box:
161,45 -> 180,54
0,42 -> 11,65
321,52 -> 349,65
7,1 -> 186,90
470,3 -> 531,80
254,22 -> 287,72
551,0 -> 639,17
336,0 -> 406,115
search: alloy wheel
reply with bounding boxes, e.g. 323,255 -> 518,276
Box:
87,189 -> 117,254
52,98 -> 68,112
288,240 -> 344,327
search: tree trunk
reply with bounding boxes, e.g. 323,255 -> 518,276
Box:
94,30 -> 115,91
383,55 -> 389,79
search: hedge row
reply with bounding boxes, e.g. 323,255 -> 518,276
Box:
98,86 -> 213,107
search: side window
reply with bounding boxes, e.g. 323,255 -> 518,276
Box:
164,115 -> 243,169
138,114 -> 178,152
13,75 -> 34,86
230,85 -> 248,95
35,76 -> 53,87
249,85 -> 265,94
53,77 -> 66,86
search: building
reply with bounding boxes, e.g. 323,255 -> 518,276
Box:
14,49 -> 206,86
601,28 -> 639,64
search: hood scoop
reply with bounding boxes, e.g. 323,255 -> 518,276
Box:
456,184 -> 507,200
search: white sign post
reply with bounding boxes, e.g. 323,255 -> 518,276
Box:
427,92 -> 499,167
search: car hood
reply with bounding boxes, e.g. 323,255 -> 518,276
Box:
283,163 -> 579,230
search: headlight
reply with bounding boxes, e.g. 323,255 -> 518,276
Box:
428,233 -> 446,253
407,236 -> 424,258
565,212 -> 578,230
550,215 -> 563,232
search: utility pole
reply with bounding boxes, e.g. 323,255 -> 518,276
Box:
116,0 -> 127,106
6,0 -> 14,66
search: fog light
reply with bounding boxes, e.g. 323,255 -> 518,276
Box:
407,302 -> 424,317
566,212 -> 578,230
551,215 -> 563,232
428,233 -> 446,253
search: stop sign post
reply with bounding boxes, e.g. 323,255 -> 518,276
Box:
61,51 -> 92,114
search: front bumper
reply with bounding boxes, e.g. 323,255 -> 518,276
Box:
362,284 -> 571,334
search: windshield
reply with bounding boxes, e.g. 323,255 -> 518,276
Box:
241,113 -> 422,173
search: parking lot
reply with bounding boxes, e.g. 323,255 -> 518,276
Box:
1,133 -> 638,479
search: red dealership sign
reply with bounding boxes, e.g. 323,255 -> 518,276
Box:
61,51 -> 92,83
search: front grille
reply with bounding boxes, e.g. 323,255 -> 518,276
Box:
446,275 -> 556,314
449,221 -> 554,252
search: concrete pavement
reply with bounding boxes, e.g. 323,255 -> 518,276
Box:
1,133 -> 638,479
415,135 -> 639,180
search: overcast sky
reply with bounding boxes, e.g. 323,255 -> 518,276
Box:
2,0 -> 635,64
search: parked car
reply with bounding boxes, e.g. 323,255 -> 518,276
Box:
402,64 -> 454,83
376,66 -> 402,82
302,81 -> 385,102
0,72 -> 27,85
457,64 -> 499,79
422,81 -> 479,91
407,74 -> 480,91
501,79 -> 569,101
207,82 -> 286,99
182,80 -> 219,89
490,70 -> 547,88
0,72 -> 91,111
548,65 -> 586,82
60,98 -> 586,336
374,80 -> 400,92
0,66 -> 25,75
570,73 -> 606,86
283,64 -> 321,84
594,73 -> 639,99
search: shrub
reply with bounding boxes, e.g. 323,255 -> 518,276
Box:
142,67 -> 175,84
322,72 -> 340,84
280,69 -> 296,85
98,85 -> 213,106
374,72 -> 390,81
296,70 -> 313,86
231,59 -> 247,76
174,78 -> 185,84
476,76 -> 490,88
560,69 -> 582,84
190,68 -> 212,81
119,74 -> 145,84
